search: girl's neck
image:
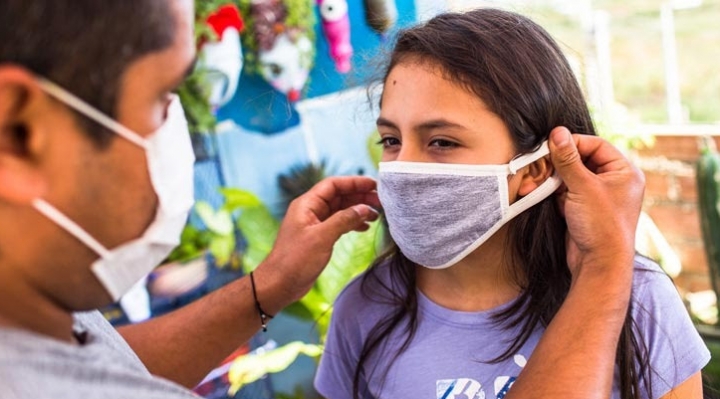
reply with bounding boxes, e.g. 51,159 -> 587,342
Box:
415,228 -> 522,312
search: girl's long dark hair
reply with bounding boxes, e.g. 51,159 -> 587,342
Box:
354,8 -> 651,399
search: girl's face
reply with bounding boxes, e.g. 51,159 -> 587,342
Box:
377,61 -> 530,203
378,61 -> 515,166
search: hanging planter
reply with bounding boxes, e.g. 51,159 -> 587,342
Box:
178,1 -> 246,134
200,4 -> 246,108
237,0 -> 317,102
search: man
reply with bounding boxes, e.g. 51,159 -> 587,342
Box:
0,1 -> 646,398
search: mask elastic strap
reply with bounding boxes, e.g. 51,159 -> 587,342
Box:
506,173 -> 563,220
508,141 -> 550,174
37,79 -> 148,150
32,199 -> 112,259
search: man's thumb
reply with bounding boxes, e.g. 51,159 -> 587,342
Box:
548,126 -> 591,190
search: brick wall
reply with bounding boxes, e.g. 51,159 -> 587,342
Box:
633,132 -> 720,295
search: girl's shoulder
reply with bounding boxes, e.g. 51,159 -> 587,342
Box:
331,259 -> 402,320
629,254 -> 710,398
631,254 -> 679,298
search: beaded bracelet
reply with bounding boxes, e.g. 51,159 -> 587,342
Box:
249,271 -> 274,332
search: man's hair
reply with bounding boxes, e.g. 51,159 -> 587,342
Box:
0,0 -> 177,144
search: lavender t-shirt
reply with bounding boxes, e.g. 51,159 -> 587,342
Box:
315,256 -> 710,399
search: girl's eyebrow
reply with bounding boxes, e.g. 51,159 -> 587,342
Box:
376,117 -> 398,130
376,117 -> 466,133
413,119 -> 465,133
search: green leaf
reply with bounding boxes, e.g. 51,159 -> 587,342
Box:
237,206 -> 280,273
176,65 -> 216,134
282,301 -> 316,321
288,286 -> 333,337
208,234 -> 235,266
276,386 -> 307,399
228,342 -> 323,394
315,221 -> 383,305
220,188 -> 263,211
195,201 -> 234,235
219,189 -> 274,270
166,225 -> 208,263
367,130 -> 383,169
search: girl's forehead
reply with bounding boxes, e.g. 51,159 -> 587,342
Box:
380,63 -> 492,121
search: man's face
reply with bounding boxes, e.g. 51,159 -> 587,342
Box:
90,0 -> 196,250
0,0 -> 196,309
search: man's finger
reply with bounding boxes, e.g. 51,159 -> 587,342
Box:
310,176 -> 378,206
337,192 -> 382,213
297,177 -> 379,221
548,126 -> 593,191
573,134 -> 634,175
317,204 -> 379,242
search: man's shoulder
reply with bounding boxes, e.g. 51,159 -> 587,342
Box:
0,361 -> 199,399
0,314 -> 198,399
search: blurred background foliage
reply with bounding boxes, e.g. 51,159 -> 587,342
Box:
458,0 -> 720,125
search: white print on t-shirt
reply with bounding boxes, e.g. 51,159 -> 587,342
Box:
493,354 -> 527,398
436,378 -> 485,399
435,354 -> 527,399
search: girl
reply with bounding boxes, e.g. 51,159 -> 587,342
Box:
315,8 -> 708,399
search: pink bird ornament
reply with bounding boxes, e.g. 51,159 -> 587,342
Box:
318,0 -> 353,73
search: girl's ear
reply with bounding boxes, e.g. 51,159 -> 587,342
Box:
517,156 -> 554,197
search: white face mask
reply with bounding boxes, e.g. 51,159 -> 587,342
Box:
34,79 -> 196,301
378,141 -> 561,269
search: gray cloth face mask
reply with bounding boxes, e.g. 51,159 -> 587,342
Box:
378,141 -> 562,269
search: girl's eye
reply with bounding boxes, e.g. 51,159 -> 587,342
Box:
377,136 -> 401,148
429,139 -> 458,148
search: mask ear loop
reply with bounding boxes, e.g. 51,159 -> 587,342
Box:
504,139 -> 563,218
508,141 -> 550,175
32,199 -> 112,259
37,79 -> 148,150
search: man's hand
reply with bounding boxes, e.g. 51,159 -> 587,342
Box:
548,126 -> 645,278
506,127 -> 645,399
254,176 -> 381,311
120,176 -> 380,388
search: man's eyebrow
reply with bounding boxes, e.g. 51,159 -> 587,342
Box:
183,56 -> 198,80
171,56 -> 198,90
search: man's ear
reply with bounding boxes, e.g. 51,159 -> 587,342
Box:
0,65 -> 49,205
517,155 -> 554,197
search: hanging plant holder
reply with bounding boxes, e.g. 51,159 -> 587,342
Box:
238,0 -> 317,102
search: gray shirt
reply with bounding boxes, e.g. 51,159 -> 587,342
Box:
0,310 -> 199,399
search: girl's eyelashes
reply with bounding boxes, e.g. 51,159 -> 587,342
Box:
376,137 -> 461,151
377,136 -> 401,148
429,138 -> 459,149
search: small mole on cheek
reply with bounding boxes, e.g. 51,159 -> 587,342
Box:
393,80 -> 397,86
